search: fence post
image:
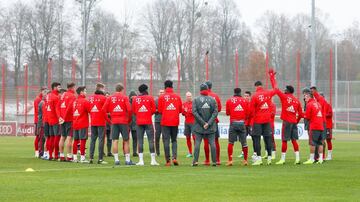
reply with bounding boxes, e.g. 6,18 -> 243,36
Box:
1,63 -> 5,121
24,63 -> 28,124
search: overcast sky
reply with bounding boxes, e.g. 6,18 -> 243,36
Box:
96,0 -> 359,34
1,0 -> 358,34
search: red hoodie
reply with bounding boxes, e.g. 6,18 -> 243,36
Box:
72,94 -> 90,130
313,91 -> 327,122
158,88 -> 182,126
208,90 -> 222,123
88,93 -> 110,126
244,99 -> 253,126
58,89 -> 76,122
33,94 -> 42,124
43,94 -> 49,124
132,94 -> 156,125
304,98 -> 324,131
182,101 -> 195,124
226,96 -> 249,123
102,92 -> 131,124
250,87 -> 276,124
47,90 -> 60,126
275,89 -> 303,124
325,102 -> 333,129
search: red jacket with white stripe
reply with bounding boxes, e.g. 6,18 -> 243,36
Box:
47,90 -> 60,126
304,98 -> 324,131
158,88 -> 182,126
226,96 -> 249,123
58,89 -> 76,122
102,92 -> 131,124
72,95 -> 90,130
88,92 -> 109,126
182,101 -> 195,124
132,94 -> 156,125
249,87 -> 276,124
33,94 -> 42,124
275,89 -> 303,124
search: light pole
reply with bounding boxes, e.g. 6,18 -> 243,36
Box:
310,0 -> 316,86
82,0 -> 86,86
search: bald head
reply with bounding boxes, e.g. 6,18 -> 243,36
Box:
185,92 -> 192,102
159,89 -> 165,96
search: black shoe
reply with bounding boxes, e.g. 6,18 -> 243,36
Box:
212,163 -> 217,167
107,153 -> 114,157
192,162 -> 199,167
132,153 -> 138,157
89,159 -> 93,164
156,153 -> 160,157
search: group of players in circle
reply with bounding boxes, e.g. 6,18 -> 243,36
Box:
32,69 -> 333,166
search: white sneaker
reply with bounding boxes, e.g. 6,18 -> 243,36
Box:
80,159 -> 89,163
151,161 -> 159,166
325,156 -> 332,161
35,151 -> 39,158
251,154 -> 257,162
136,161 -> 144,166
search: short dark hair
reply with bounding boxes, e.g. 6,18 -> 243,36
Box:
285,85 -> 295,94
76,86 -> 86,95
205,81 -> 212,89
254,81 -> 262,87
302,88 -> 313,98
67,82 -> 75,89
164,80 -> 173,88
310,86 -> 317,90
51,82 -> 61,90
115,83 -> 124,92
244,91 -> 251,96
59,89 -> 66,94
138,84 -> 148,93
96,83 -> 105,91
234,88 -> 241,95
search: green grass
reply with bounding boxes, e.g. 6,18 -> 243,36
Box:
0,135 -> 360,202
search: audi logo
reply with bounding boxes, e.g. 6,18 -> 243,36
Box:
0,125 -> 13,135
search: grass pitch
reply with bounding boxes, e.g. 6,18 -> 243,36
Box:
0,134 -> 360,202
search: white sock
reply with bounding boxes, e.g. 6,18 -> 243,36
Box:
272,151 -> 276,156
35,151 -> 39,155
73,155 -> 77,161
328,150 -> 332,156
114,153 -> 119,162
319,153 -> 323,161
67,153 -> 72,158
281,153 -> 286,161
151,153 -> 156,162
125,153 -> 130,162
60,153 -> 64,158
310,153 -> 315,161
81,155 -> 85,161
139,153 -> 144,162
295,151 -> 300,161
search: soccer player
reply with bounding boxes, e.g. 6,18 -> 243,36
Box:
203,81 -> 222,165
243,91 -> 256,159
34,87 -> 46,158
154,89 -> 165,156
72,86 -> 90,163
128,91 -> 138,157
192,83 -> 218,166
269,76 -> 303,164
41,90 -> 51,160
182,92 -> 195,158
302,88 -> 325,164
58,82 -> 76,162
269,101 -> 277,159
88,83 -> 110,164
102,83 -> 134,165
250,80 -> 276,165
104,91 -> 113,157
158,80 -> 182,166
225,88 -> 250,166
132,84 -> 158,166
47,82 -> 62,160
323,94 -> 333,160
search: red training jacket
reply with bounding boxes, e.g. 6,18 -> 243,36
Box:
58,89 -> 76,122
88,93 -> 109,126
325,102 -> 333,129
208,90 -> 222,123
158,88 -> 182,126
132,94 -> 156,125
249,87 -> 276,124
275,89 -> 303,124
43,94 -> 49,124
102,92 -> 131,124
33,93 -> 42,123
47,90 -> 60,126
72,94 -> 90,130
304,98 -> 324,131
226,96 -> 249,123
270,102 -> 276,130
182,101 -> 195,124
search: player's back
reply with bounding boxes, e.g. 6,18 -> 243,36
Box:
159,88 -> 182,126
132,94 -> 155,125
226,96 -> 248,123
104,92 -> 130,124
88,93 -> 107,126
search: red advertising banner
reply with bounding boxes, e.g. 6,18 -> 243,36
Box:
0,121 -> 17,136
17,123 -> 35,136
